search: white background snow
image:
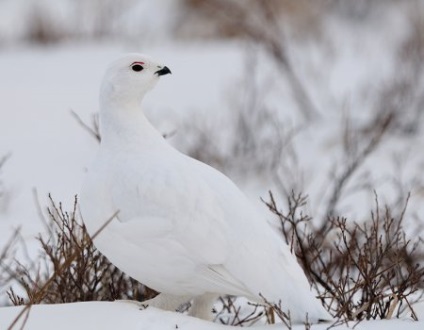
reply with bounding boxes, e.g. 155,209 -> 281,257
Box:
1,0 -> 424,329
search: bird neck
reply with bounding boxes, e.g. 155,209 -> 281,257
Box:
99,99 -> 164,149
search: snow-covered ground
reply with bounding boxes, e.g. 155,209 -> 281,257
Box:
1,300 -> 424,330
1,0 -> 424,329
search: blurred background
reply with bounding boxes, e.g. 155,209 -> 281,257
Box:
1,0 -> 424,266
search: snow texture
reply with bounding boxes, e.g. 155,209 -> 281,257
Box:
1,1 -> 424,329
0,301 -> 423,330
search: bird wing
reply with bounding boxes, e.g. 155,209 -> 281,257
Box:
99,149 -> 329,321
107,151 -> 235,265
106,151 -> 260,296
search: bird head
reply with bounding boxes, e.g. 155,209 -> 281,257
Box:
100,53 -> 171,107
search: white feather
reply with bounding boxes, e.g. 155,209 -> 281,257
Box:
80,53 -> 330,323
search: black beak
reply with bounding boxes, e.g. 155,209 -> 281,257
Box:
155,66 -> 172,76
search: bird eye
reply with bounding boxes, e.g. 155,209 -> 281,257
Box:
131,64 -> 144,72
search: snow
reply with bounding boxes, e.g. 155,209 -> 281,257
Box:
0,301 -> 423,330
1,0 -> 424,329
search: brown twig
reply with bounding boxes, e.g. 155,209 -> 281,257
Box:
6,203 -> 119,330
71,110 -> 101,142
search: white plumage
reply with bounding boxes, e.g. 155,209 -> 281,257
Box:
80,53 -> 330,323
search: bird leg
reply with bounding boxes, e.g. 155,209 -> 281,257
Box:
188,293 -> 219,321
141,293 -> 192,312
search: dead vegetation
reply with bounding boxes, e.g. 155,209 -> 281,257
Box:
179,0 -> 320,122
174,1 -> 424,200
1,195 -> 157,328
0,189 -> 422,328
1,1 -> 424,328
265,191 -> 424,323
373,4 -> 424,136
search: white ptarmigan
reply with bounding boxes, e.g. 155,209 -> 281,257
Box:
80,53 -> 330,323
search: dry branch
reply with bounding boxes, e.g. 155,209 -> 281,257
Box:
264,190 -> 424,322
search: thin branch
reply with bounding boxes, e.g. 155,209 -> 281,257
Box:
323,113 -> 393,230
70,110 -> 101,142
6,209 -> 119,330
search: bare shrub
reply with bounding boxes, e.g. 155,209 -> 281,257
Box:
324,112 -> 393,222
264,191 -> 424,322
4,195 -> 157,307
178,0 -> 320,121
25,3 -> 67,44
213,296 -> 297,327
179,0 -> 326,40
213,296 -> 267,326
0,229 -> 20,304
0,0 -> 144,46
371,5 -> 424,136
1,190 -> 423,326
179,51 -> 291,178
